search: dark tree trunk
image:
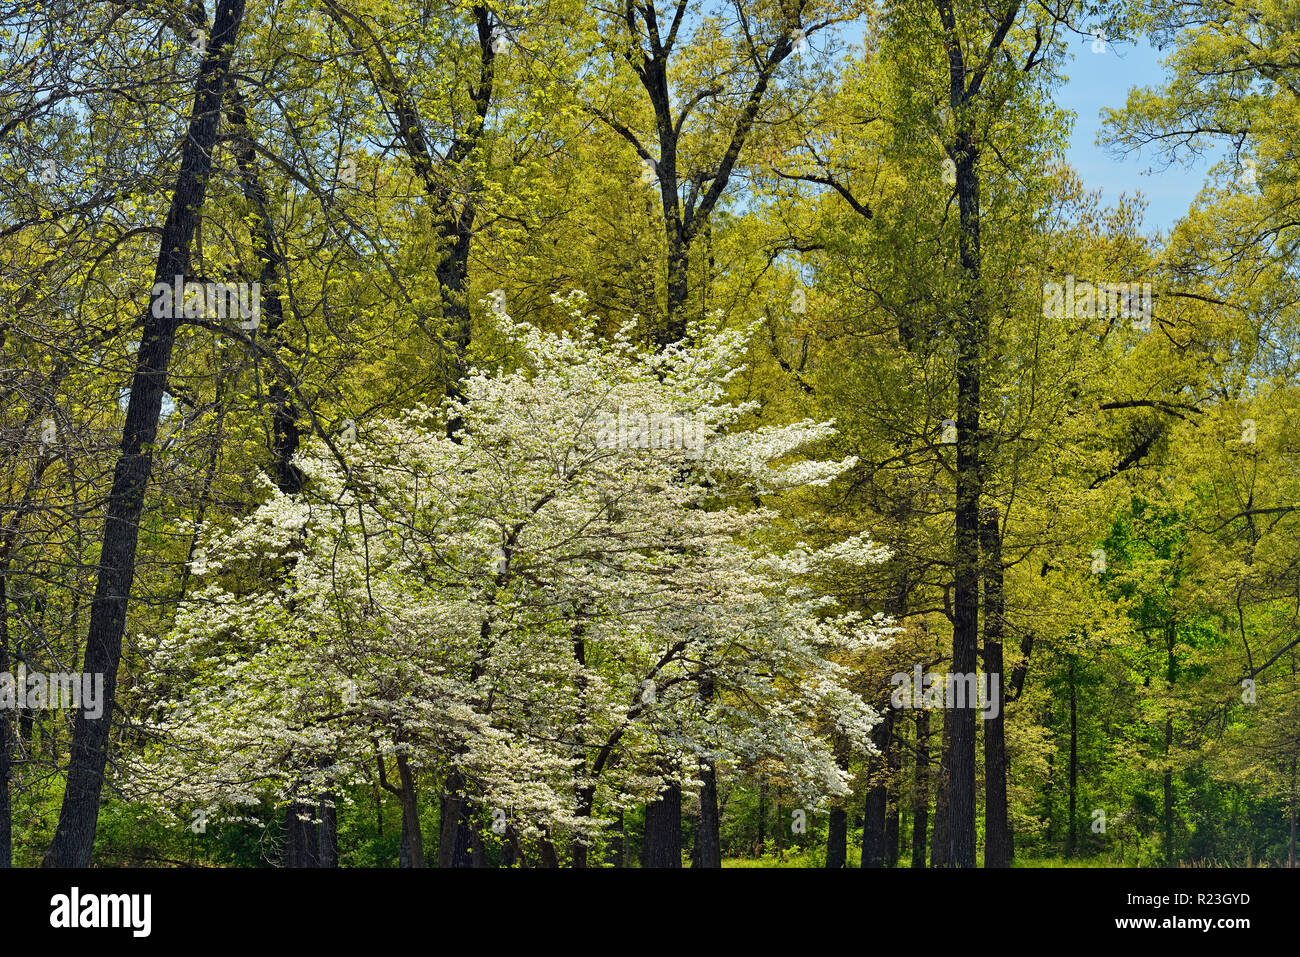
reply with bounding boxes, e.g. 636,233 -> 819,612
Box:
693,761 -> 721,868
826,737 -> 849,868
284,798 -> 319,868
689,673 -> 721,868
573,783 -> 594,868
931,715 -> 952,867
862,708 -> 896,868
1289,756 -> 1297,869
1163,629 -> 1175,864
322,4 -> 495,425
826,809 -> 847,869
0,575 -> 10,868
644,783 -> 682,868
947,122 -> 982,870
396,756 -> 425,868
1162,719 -> 1173,863
571,630 -> 593,869
43,0 -> 248,868
775,799 -> 784,858
661,238 -> 691,347
318,790 -> 338,868
437,771 -> 474,868
227,85 -> 299,493
912,709 -> 929,868
499,828 -> 516,868
754,779 -> 766,857
1067,656 -> 1078,857
933,0 -> 1006,870
982,507 -> 1010,867
885,725 -> 901,867
538,832 -> 559,868
621,17 -> 797,350
607,809 -> 625,868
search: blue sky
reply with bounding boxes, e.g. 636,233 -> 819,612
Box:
1056,34 -> 1219,235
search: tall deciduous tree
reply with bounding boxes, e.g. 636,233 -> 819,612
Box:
43,0 -> 249,867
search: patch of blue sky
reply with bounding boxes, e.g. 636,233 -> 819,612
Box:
1056,33 -> 1226,236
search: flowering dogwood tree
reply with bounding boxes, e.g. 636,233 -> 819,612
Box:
128,294 -> 897,863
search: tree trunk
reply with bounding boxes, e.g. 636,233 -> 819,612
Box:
693,761 -> 721,868
826,809 -> 847,869
947,121 -> 983,870
285,798 -> 319,868
661,237 -> 691,347
43,0 -> 248,867
862,708 -> 896,868
0,575 -> 10,868
1067,656 -> 1077,857
885,725 -> 901,867
607,809 -> 625,868
1290,755 -> 1297,869
396,755 -> 425,868
1162,715 -> 1173,863
912,709 -> 929,868
931,715 -> 952,867
1162,629 -> 1175,864
644,782 -> 682,868
538,835 -> 559,868
437,771 -> 474,868
982,507 -> 1010,866
572,781 -> 595,868
318,789 -> 338,868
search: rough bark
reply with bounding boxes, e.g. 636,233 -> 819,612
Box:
946,115 -> 982,870
1067,656 -> 1078,857
437,771 -> 475,868
318,791 -> 338,868
572,787 -> 593,869
1290,756 -> 1297,869
0,575 -> 9,868
644,782 -> 682,868
885,725 -> 901,867
862,708 -> 896,868
693,761 -> 721,868
826,737 -> 850,869
982,507 -> 1010,866
607,809 -> 625,868
931,715 -> 952,867
396,755 -> 425,868
691,673 -> 721,868
1163,627 -> 1175,864
912,708 -> 929,868
284,799 -> 319,868
826,809 -> 847,869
